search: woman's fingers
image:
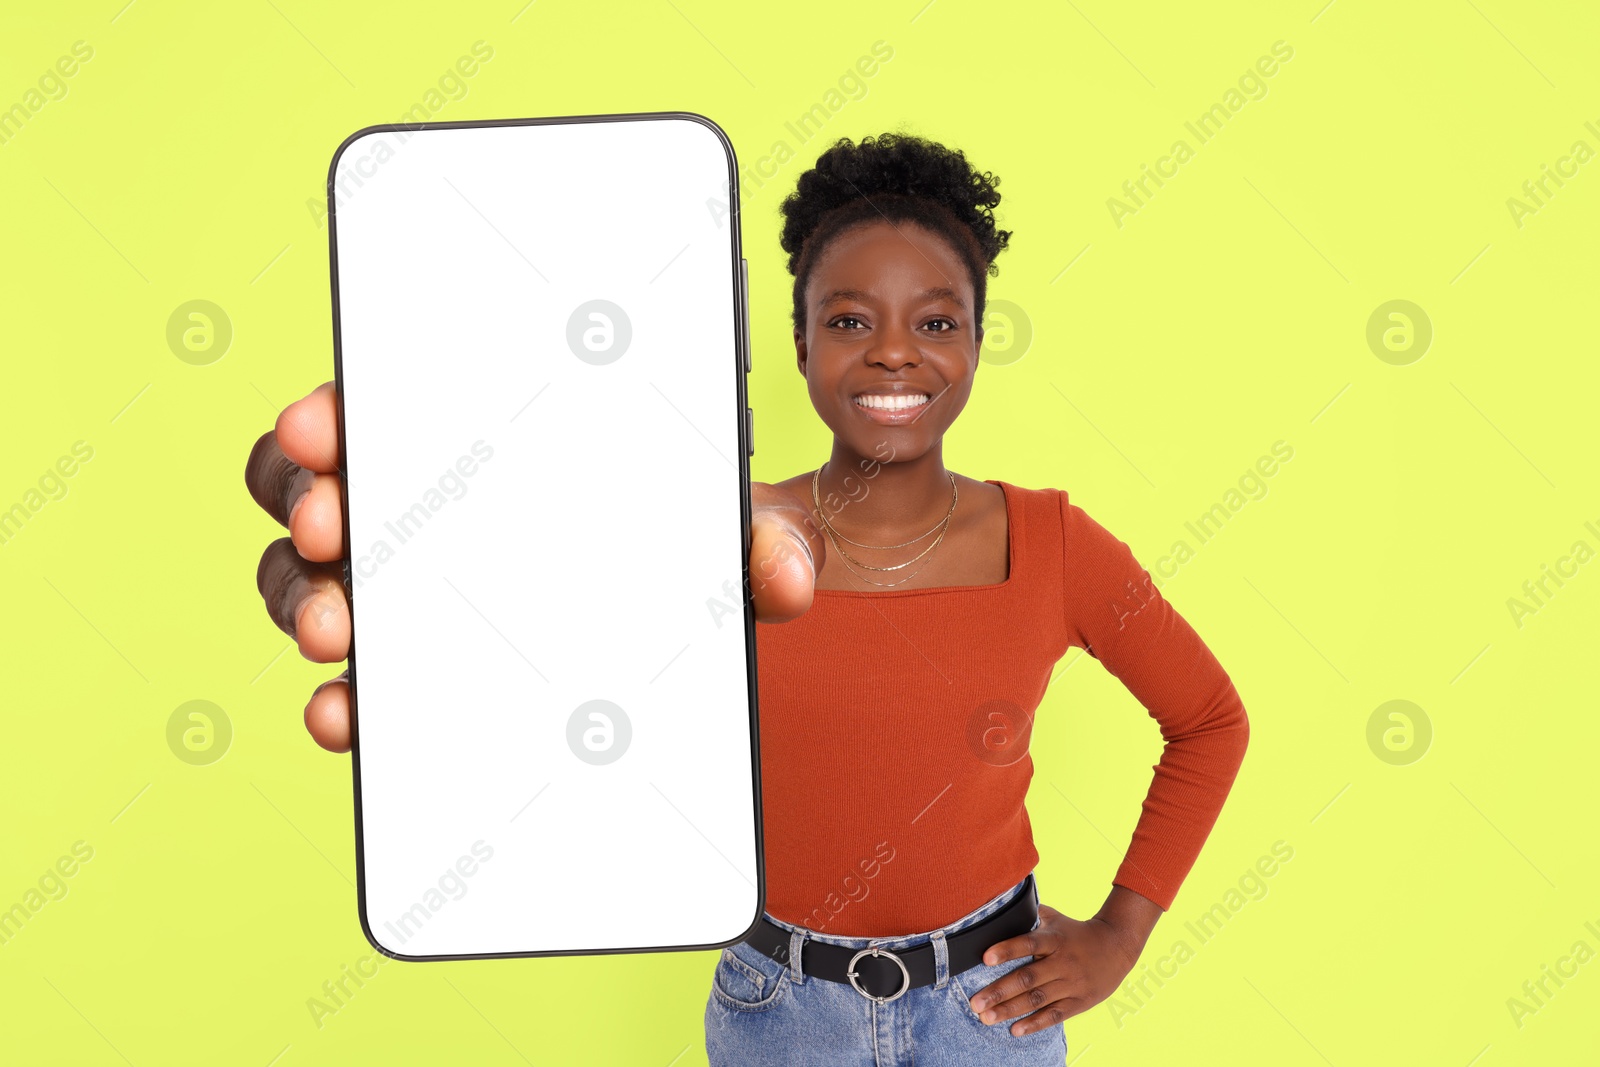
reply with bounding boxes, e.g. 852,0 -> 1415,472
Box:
256,537 -> 350,662
276,380 -> 342,473
305,671 -> 352,753
252,381 -> 351,753
749,482 -> 825,623
245,379 -> 345,562
245,432 -> 345,561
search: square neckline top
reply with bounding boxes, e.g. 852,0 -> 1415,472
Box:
810,478 -> 1016,598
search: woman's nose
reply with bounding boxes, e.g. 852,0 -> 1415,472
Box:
866,325 -> 920,370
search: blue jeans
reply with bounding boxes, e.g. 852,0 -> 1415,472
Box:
704,873 -> 1067,1065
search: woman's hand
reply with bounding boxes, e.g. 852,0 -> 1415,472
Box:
967,891 -> 1162,1036
245,381 -> 826,754
245,381 -> 351,753
748,479 -> 826,621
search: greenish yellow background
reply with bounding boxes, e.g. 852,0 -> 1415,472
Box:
3,0 -> 1596,1063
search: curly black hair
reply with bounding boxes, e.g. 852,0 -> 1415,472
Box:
778,132 -> 1011,333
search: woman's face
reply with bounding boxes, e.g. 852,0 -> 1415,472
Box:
794,219 -> 984,464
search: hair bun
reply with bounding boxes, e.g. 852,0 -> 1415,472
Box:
777,132 -> 1011,331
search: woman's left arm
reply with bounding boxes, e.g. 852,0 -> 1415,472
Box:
968,495 -> 1250,1034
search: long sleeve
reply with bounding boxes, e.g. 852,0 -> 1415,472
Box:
1059,492 -> 1250,911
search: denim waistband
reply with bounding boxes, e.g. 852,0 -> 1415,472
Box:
760,873 -> 1034,952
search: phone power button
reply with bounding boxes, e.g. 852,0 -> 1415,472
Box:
740,258 -> 751,374
746,407 -> 754,457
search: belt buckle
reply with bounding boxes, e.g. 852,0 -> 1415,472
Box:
845,945 -> 911,1003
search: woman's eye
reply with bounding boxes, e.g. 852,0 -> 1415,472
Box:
829,316 -> 866,329
924,318 -> 957,332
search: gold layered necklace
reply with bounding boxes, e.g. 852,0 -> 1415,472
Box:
811,464 -> 959,588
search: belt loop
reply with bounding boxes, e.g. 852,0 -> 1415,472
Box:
787,928 -> 807,984
930,928 -> 950,990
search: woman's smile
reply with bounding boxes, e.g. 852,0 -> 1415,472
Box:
852,388 -> 936,424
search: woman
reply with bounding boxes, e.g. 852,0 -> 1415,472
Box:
247,132 -> 1249,1066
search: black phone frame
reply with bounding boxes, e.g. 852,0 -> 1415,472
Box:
326,111 -> 762,963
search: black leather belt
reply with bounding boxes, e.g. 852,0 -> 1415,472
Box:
740,875 -> 1039,1003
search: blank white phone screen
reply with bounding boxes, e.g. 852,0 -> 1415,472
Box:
330,115 -> 758,959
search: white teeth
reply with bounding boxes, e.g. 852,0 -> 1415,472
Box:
855,394 -> 930,411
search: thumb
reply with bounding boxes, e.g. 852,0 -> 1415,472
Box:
749,484 -> 825,622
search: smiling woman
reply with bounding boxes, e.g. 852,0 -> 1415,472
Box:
241,126 -> 1248,1066
702,133 -> 1251,1065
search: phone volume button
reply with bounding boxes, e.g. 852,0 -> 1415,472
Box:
747,407 -> 754,457
740,258 -> 751,374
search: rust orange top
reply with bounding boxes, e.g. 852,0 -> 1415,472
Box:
754,480 -> 1250,936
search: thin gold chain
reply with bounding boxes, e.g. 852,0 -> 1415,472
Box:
830,532 -> 948,587
811,465 -> 956,550
825,515 -> 952,572
834,546 -> 942,588
811,466 -> 959,573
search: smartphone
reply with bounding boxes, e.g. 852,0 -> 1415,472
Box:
327,113 -> 759,961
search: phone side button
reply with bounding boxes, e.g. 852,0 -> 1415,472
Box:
747,407 -> 754,457
740,257 -> 751,374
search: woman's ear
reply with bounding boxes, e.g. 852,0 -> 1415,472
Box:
793,325 -> 808,377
